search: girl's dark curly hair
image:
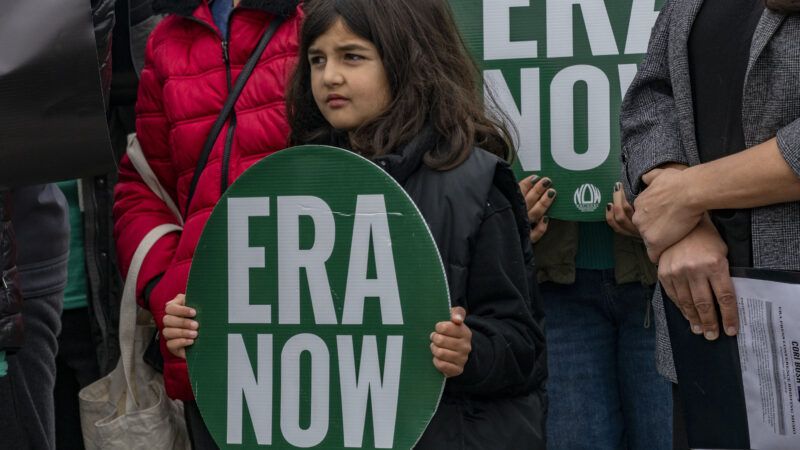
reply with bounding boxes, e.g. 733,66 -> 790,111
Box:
286,0 -> 516,169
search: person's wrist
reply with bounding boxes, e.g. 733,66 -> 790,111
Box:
679,166 -> 707,218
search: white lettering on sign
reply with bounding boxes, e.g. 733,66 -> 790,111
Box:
226,335 -> 404,447
228,198 -> 271,324
278,196 -> 337,325
550,65 -> 611,171
480,1 -> 660,174
484,68 -> 541,171
224,195 -> 407,445
484,65 -> 641,173
483,1 -> 658,60
228,195 -> 403,326
342,195 -> 403,325
625,0 -> 659,54
281,334 -> 330,448
227,333 -> 272,444
483,0 -> 538,60
546,0 -> 619,57
338,335 -> 403,448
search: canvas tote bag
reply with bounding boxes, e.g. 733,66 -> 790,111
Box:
78,135 -> 188,450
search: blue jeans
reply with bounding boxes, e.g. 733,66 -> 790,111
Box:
541,269 -> 671,450
0,291 -> 62,450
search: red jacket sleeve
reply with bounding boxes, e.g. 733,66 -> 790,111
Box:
113,32 -> 181,308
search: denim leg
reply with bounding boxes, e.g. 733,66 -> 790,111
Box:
611,282 -> 672,450
0,291 -> 62,450
540,273 -> 625,450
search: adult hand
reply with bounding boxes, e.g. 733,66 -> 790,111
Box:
605,182 -> 639,237
518,175 -> 556,243
162,294 -> 198,359
633,166 -> 704,262
657,217 -> 738,340
430,306 -> 472,377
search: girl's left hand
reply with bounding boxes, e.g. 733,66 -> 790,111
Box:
430,307 -> 472,377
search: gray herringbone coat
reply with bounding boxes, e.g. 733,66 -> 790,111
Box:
620,0 -> 800,381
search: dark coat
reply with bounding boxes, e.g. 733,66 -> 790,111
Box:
0,0 -> 117,354
373,129 -> 547,449
84,0 -> 162,376
92,0 -> 116,105
0,192 -> 23,352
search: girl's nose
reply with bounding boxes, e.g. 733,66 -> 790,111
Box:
322,63 -> 344,87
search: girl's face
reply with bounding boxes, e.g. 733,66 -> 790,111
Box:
308,19 -> 391,133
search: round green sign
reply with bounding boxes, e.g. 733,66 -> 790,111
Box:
186,146 -> 449,449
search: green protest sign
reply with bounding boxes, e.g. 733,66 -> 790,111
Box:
451,0 -> 665,220
185,146 -> 449,449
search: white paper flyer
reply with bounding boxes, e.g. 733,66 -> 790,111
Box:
732,275 -> 800,450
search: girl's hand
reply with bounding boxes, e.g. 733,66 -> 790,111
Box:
430,307 -> 472,377
518,175 -> 556,243
162,294 -> 198,359
605,182 -> 640,238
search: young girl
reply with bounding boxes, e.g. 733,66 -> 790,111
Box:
164,0 -> 547,447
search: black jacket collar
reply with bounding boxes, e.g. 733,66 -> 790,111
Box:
152,0 -> 300,18
320,125 -> 441,185
373,126 -> 440,186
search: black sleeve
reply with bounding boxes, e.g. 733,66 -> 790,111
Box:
447,186 -> 542,396
91,0 -> 116,105
0,191 -> 23,352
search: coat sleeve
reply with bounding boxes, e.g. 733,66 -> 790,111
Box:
113,32 -> 181,308
91,0 -> 115,105
0,191 -> 23,353
446,187 -> 543,396
776,118 -> 800,178
620,0 -> 688,197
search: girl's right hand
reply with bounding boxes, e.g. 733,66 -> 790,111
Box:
430,307 -> 472,378
518,175 -> 556,243
162,294 -> 198,360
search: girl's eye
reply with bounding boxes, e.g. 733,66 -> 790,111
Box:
344,53 -> 365,62
309,55 -> 325,66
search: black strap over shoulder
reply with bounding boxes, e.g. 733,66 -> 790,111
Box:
183,17 -> 284,218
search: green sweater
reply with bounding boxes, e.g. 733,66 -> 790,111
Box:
0,351 -> 6,377
56,181 -> 89,310
534,219 -> 656,285
575,221 -> 616,270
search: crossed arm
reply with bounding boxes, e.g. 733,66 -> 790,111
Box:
634,138 -> 800,340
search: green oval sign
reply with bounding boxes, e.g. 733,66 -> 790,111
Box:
186,146 -> 449,449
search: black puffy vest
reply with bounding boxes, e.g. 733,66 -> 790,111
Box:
374,130 -> 547,449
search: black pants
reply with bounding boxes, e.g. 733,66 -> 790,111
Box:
672,383 -> 689,450
54,307 -> 100,450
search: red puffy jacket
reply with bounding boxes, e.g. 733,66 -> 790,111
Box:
113,0 -> 302,401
